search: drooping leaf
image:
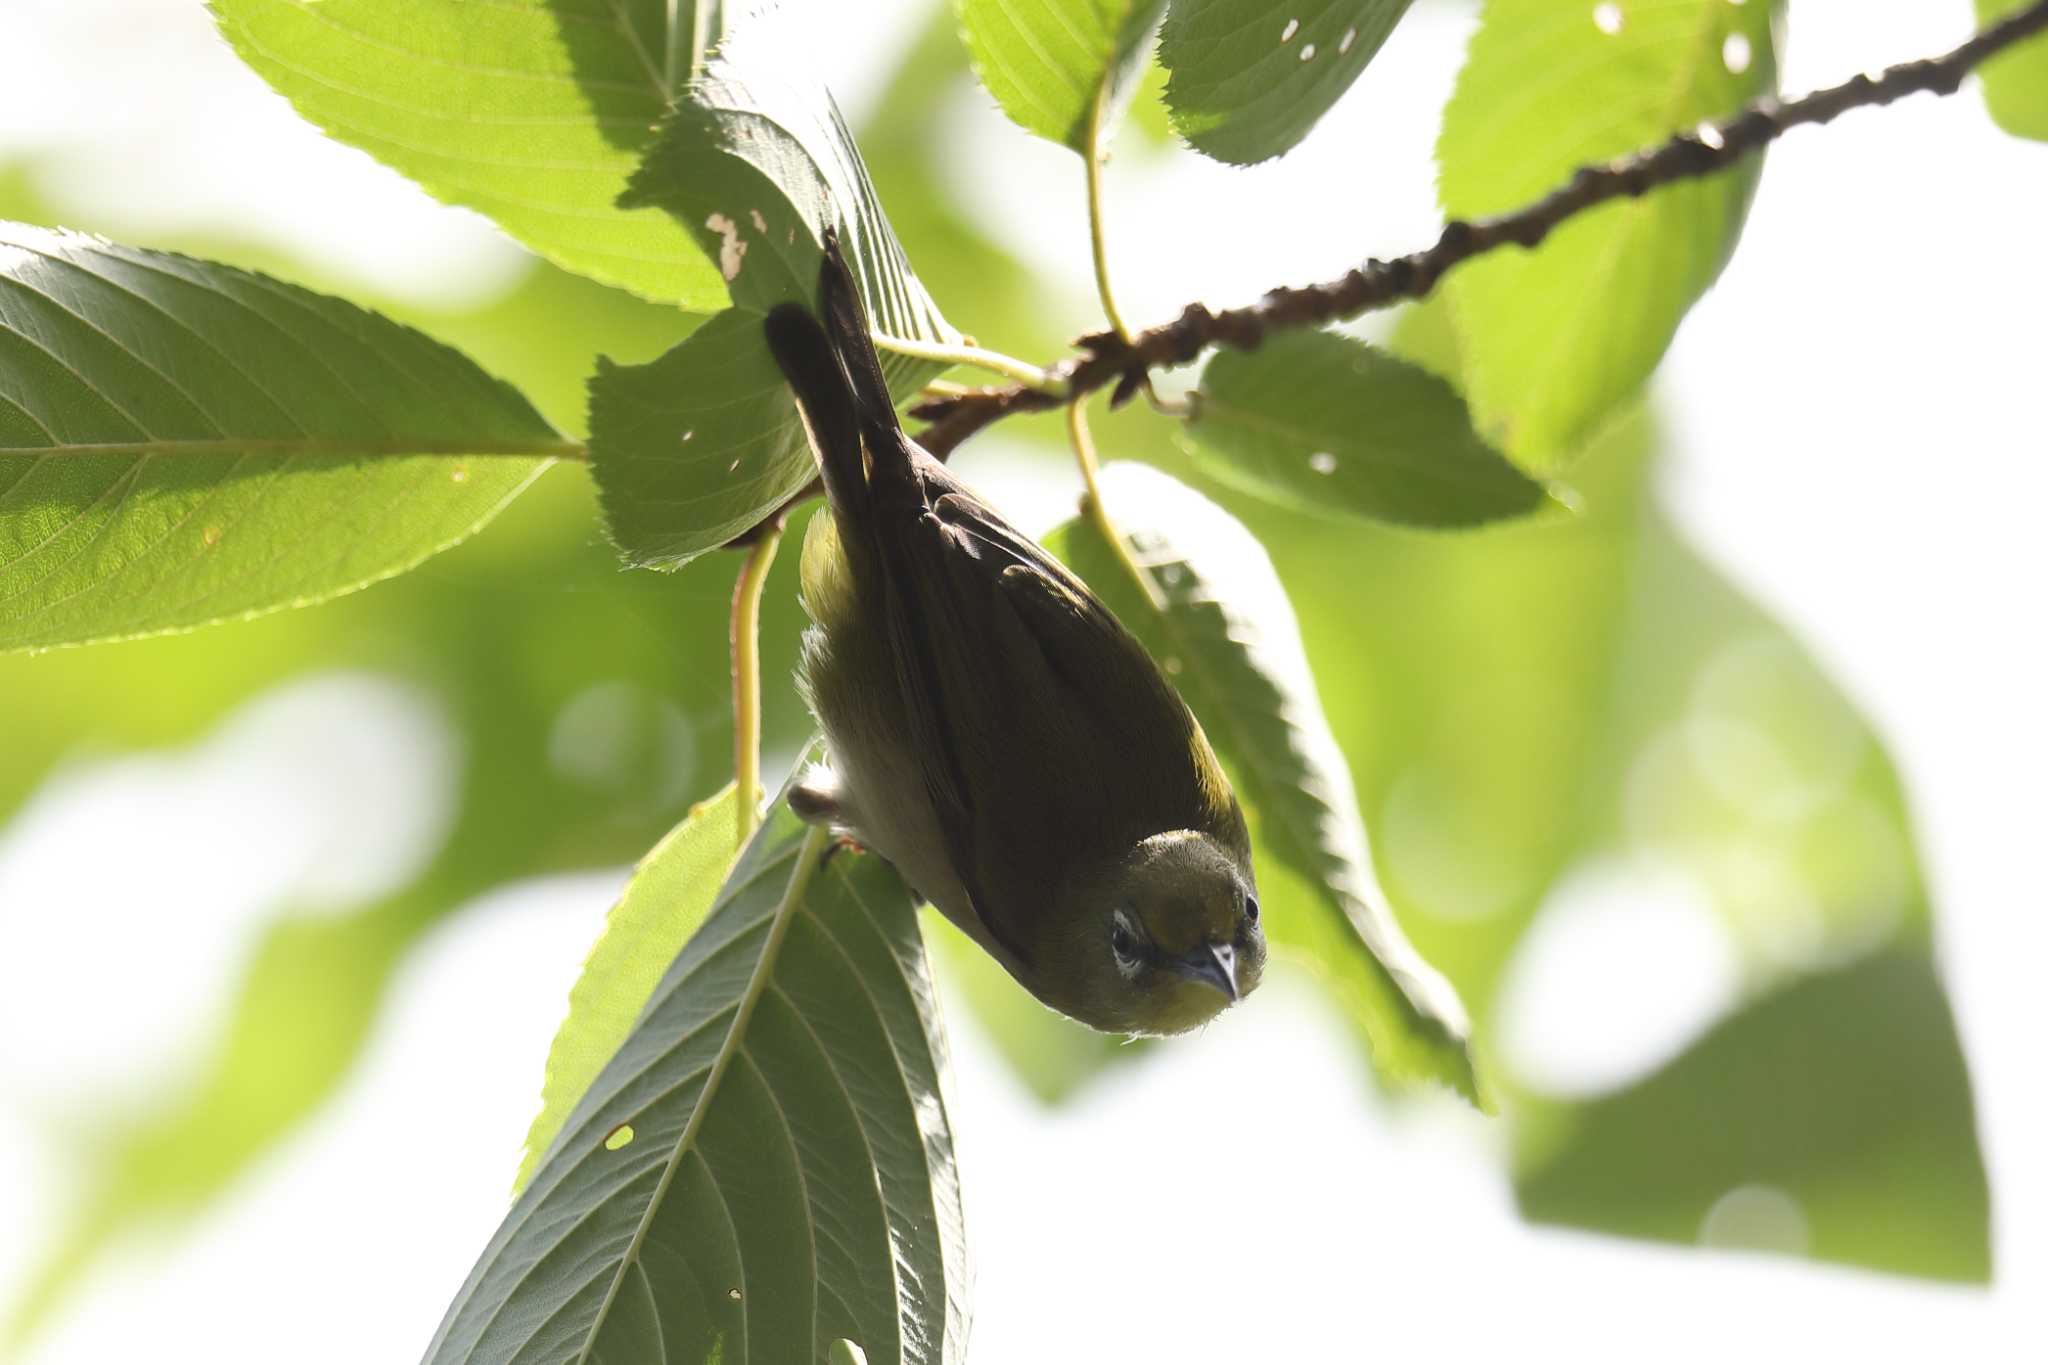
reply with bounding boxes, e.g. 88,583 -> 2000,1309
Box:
1353,300 -> 1988,1275
1490,512 -> 1990,1280
1159,0 -> 1415,163
1186,328 -> 1545,527
426,780 -> 968,1365
1515,950 -> 1989,1281
0,225 -> 563,653
591,7 -> 960,569
1048,462 -> 1482,1103
211,0 -> 730,307
516,784 -> 740,1194
953,0 -> 1167,151
1976,0 -> 2048,140
1437,0 -> 1779,469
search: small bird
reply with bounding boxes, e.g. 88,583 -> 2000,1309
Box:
763,232 -> 1264,1036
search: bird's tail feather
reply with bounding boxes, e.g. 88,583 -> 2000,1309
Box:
765,228 -> 923,560
763,298 -> 865,523
815,232 -> 909,470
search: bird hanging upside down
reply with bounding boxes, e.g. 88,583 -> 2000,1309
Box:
763,231 -> 1264,1036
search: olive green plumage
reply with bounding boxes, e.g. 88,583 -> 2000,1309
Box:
764,233 -> 1264,1035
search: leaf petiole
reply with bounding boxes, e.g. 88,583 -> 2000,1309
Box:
871,332 -> 1068,396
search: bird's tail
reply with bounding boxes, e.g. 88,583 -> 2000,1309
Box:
763,228 -> 916,564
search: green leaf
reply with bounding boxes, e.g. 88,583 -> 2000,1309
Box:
516,784 -> 741,1194
953,0 -> 1167,151
1437,0 -> 1779,469
1490,513 -> 1990,1279
1355,303 -> 1986,1276
592,12 -> 959,568
1515,950 -> 1989,1281
1186,328 -> 1545,527
427,780 -> 968,1365
1976,0 -> 2048,139
1048,463 -> 1482,1103
211,0 -> 730,308
620,9 -> 959,334
586,310 -> 814,569
0,225 -> 563,653
1159,0 -> 1415,164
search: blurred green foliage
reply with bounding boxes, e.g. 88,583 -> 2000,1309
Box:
0,0 -> 1998,1349
1977,0 -> 2048,139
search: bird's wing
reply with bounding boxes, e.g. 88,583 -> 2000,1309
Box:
874,471 -> 1240,963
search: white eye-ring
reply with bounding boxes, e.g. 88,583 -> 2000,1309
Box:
1109,909 -> 1143,978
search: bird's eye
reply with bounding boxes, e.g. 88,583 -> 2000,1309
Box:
1245,894 -> 1260,926
1109,913 -> 1141,973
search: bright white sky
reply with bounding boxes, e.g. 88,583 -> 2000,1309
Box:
1,2 -> 2044,1361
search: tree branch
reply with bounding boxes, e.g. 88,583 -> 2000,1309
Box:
908,1 -> 2048,457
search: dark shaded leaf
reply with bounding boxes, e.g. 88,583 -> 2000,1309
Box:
1187,328 -> 1544,527
426,776 -> 968,1365
593,9 -> 958,568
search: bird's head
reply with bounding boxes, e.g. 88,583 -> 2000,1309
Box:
1039,829 -> 1265,1036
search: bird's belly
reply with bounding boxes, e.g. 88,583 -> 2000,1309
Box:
800,625 -> 990,955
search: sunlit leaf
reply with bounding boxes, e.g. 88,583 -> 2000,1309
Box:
1976,0 -> 2048,140
516,784 -> 740,1194
953,0 -> 1166,151
0,225 -> 563,653
211,0 -> 730,307
1049,463 -> 1482,1103
427,783 -> 968,1365
1437,0 -> 1779,469
1187,329 -> 1544,527
1159,0 -> 1414,163
592,8 -> 959,569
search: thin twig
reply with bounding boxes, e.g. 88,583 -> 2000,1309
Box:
909,2 -> 2048,458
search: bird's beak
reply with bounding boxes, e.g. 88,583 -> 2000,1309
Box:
1171,941 -> 1238,1002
